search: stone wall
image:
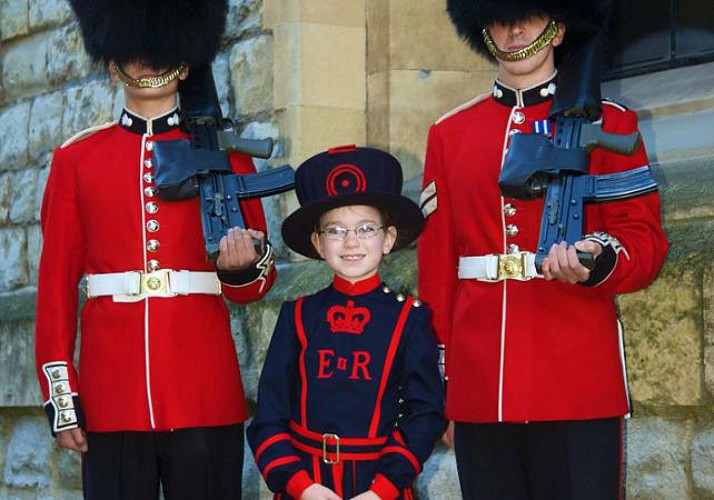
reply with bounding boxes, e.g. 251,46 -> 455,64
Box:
1,0 -> 713,499
0,0 -> 81,493
606,62 -> 714,499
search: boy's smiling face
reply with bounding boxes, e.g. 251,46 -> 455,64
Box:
311,205 -> 397,283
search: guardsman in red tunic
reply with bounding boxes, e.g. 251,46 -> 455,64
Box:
34,1 -> 276,498
248,146 -> 445,500
419,1 -> 668,499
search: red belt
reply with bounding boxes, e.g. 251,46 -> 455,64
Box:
289,421 -> 387,464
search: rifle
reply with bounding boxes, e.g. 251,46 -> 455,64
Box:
152,64 -> 295,260
498,34 -> 658,271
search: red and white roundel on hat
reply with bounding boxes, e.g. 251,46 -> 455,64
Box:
326,164 -> 367,195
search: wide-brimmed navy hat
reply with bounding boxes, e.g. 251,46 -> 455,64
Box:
282,145 -> 424,260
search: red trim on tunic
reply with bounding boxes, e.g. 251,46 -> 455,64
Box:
285,470 -> 314,500
368,298 -> 413,437
263,455 -> 301,478
392,429 -> 406,446
291,439 -> 382,461
254,432 -> 291,464
295,297 -> 309,426
370,473 -> 400,500
289,421 -> 387,446
332,273 -> 381,296
332,460 -> 344,498
380,445 -> 421,474
312,455 -> 322,484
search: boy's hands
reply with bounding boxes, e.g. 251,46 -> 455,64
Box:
349,492 -> 382,500
56,427 -> 88,453
441,420 -> 455,448
216,227 -> 265,270
298,483 -> 385,499
300,484 -> 342,500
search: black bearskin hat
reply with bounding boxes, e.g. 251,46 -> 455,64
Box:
446,0 -> 612,59
69,0 -> 228,68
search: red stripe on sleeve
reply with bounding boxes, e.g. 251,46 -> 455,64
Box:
370,473 -> 400,500
286,470 -> 314,500
254,433 -> 291,464
392,429 -> 406,446
381,445 -> 421,474
262,455 -> 301,479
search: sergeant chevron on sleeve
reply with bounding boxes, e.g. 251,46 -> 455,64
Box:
418,1 -> 668,499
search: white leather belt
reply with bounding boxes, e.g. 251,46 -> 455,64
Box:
85,270 -> 221,302
458,252 -> 541,281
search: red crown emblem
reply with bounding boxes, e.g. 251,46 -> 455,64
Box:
326,300 -> 371,335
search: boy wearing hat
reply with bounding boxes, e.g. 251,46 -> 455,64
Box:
247,145 -> 445,500
35,1 -> 275,498
419,1 -> 668,499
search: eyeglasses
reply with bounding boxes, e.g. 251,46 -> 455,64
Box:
318,223 -> 385,241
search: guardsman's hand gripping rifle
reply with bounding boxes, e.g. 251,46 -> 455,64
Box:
498,35 -> 658,271
152,64 -> 295,261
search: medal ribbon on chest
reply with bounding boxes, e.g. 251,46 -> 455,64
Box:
532,119 -> 552,137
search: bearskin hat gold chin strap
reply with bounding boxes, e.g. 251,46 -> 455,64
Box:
482,19 -> 559,62
114,64 -> 187,89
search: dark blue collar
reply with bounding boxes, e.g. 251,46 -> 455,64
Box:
119,107 -> 181,135
492,72 -> 558,108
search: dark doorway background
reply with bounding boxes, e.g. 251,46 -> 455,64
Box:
604,0 -> 714,80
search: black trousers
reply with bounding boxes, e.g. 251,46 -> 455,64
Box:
454,418 -> 623,500
82,423 -> 244,500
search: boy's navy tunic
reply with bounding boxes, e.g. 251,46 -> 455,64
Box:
247,273 -> 445,500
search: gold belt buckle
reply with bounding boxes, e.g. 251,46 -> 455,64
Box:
139,269 -> 174,297
322,433 -> 340,464
497,253 -> 527,280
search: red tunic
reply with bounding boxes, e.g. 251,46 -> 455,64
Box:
418,77 -> 668,423
35,108 -> 276,432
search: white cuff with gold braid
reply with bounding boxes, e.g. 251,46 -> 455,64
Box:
85,270 -> 221,302
42,361 -> 79,433
458,252 -> 541,281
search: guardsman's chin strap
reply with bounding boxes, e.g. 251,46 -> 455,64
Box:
115,63 -> 187,89
482,19 -> 559,62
